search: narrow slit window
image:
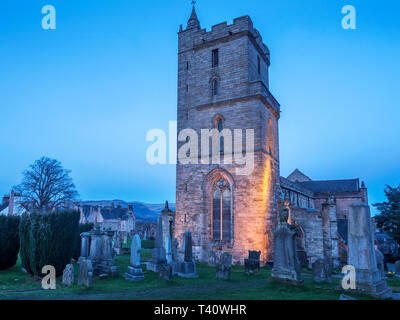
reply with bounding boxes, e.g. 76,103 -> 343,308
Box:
213,79 -> 218,96
212,49 -> 219,67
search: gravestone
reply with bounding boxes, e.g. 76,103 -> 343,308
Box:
165,235 -> 172,264
269,207 -> 303,286
171,238 -> 180,275
124,234 -> 144,281
375,248 -> 385,279
62,264 -> 74,287
177,230 -> 198,278
244,251 -> 261,275
216,252 -> 232,280
208,251 -> 217,267
113,231 -> 123,255
78,258 -> 93,287
147,216 -> 167,272
312,259 -> 331,283
89,226 -> 103,265
79,232 -> 91,264
159,264 -> 172,281
347,202 -> 392,298
123,232 -> 128,245
90,227 -> 119,278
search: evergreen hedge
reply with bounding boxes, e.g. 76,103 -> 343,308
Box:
0,215 -> 20,270
19,210 -> 80,277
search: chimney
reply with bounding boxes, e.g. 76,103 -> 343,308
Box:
8,190 -> 15,216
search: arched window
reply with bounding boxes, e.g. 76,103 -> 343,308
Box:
212,79 -> 218,96
212,178 -> 231,241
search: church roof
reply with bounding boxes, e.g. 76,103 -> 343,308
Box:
298,179 -> 360,194
287,169 -> 312,183
280,177 -> 314,197
0,200 -> 9,212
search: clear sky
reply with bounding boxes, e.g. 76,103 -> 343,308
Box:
0,0 -> 399,215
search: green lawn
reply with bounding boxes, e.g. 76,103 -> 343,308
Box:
0,245 -> 397,300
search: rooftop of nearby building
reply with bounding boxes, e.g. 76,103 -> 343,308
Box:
298,179 -> 360,194
283,169 -> 363,195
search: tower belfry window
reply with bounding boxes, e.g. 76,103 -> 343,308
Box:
212,49 -> 219,67
258,56 -> 261,74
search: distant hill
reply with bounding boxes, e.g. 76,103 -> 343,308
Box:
79,200 -> 175,222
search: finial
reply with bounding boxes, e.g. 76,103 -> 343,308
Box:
165,200 -> 169,209
191,0 -> 196,6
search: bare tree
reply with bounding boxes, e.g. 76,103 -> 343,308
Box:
15,157 -> 79,212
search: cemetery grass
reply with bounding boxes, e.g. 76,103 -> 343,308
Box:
0,243 -> 398,300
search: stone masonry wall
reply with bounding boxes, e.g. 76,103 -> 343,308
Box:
175,14 -> 280,265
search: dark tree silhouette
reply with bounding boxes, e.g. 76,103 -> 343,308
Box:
373,185 -> 400,244
15,157 -> 79,212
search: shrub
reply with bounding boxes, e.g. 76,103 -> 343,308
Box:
19,210 -> 80,277
0,215 -> 20,270
73,223 -> 93,260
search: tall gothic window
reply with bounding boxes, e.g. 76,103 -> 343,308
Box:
212,178 -> 231,241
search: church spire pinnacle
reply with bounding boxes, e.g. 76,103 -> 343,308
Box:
187,1 -> 200,30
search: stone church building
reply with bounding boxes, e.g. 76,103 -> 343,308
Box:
174,7 -> 369,267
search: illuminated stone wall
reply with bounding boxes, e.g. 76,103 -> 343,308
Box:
175,14 -> 280,265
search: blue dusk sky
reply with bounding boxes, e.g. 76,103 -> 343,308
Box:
0,0 -> 399,215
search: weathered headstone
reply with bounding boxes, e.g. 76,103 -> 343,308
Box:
78,258 -> 93,287
159,264 -> 172,281
347,202 -> 392,298
79,232 -> 90,264
312,259 -> 331,283
123,232 -> 128,245
208,251 -> 217,267
216,252 -> 232,280
244,251 -> 261,275
165,235 -> 172,264
62,264 -> 74,287
89,226 -> 103,265
147,216 -> 167,272
113,231 -> 123,255
171,238 -> 180,275
90,227 -> 119,278
177,230 -> 198,278
375,248 -> 385,279
124,234 -> 144,281
269,207 -> 303,286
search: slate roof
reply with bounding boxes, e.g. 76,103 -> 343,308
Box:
280,177 -> 315,198
298,179 -> 360,194
337,219 -> 348,244
0,200 -> 9,212
100,207 -> 132,220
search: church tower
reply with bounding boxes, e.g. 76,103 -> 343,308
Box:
175,6 -> 281,264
